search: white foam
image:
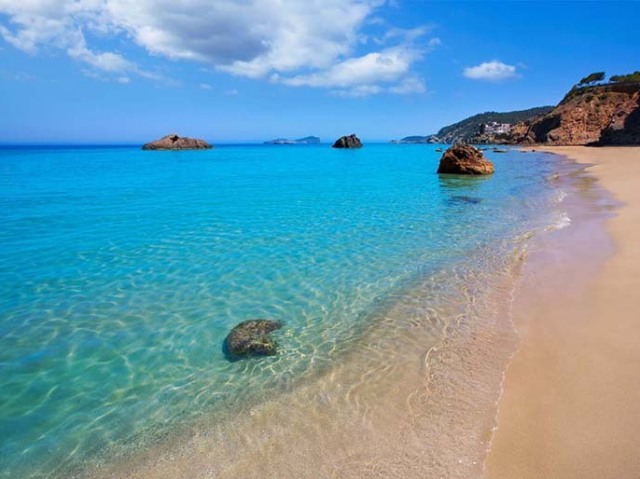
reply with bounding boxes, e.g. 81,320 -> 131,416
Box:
546,212 -> 572,231
555,190 -> 568,203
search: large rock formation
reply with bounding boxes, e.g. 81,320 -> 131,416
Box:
332,134 -> 363,149
437,144 -> 495,175
223,319 -> 283,360
507,82 -> 640,145
142,134 -> 212,150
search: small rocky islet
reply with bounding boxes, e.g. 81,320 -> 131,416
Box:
223,319 -> 283,360
142,134 -> 212,150
332,134 -> 363,149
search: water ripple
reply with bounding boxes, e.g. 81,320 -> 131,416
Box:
0,145 -> 565,478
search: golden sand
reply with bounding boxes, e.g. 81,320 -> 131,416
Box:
486,146 -> 640,478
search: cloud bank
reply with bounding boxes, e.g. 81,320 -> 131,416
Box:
0,0 -> 436,95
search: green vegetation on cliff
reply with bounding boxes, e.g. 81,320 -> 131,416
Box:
561,70 -> 640,104
429,106 -> 554,144
579,71 -> 605,85
610,71 -> 640,83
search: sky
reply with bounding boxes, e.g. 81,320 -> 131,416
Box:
0,0 -> 638,144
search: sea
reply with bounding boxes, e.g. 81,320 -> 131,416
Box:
0,144 -> 589,478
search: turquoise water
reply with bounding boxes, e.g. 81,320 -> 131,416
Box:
0,144 -> 563,477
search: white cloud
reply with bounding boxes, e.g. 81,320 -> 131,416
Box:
0,0 -> 68,53
0,0 -> 432,94
224,89 -> 239,96
329,76 -> 425,97
277,47 -> 419,88
80,69 -> 130,84
463,60 -> 518,81
273,39 -> 429,97
378,26 -> 431,44
332,84 -> 384,98
388,76 -> 426,94
0,0 -> 152,80
68,41 -> 134,72
199,83 -> 212,90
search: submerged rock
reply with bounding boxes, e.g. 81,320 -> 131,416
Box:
437,144 -> 495,175
332,134 -> 363,149
223,319 -> 283,360
142,134 -> 212,150
449,195 -> 482,205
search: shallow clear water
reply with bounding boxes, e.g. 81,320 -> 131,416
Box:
0,144 -> 563,477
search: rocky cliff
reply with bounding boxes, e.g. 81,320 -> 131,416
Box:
507,82 -> 640,145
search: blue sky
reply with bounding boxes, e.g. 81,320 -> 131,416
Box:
0,0 -> 638,144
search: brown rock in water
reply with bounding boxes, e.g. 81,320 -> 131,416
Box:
332,134 -> 363,149
437,144 -> 495,175
142,134 -> 212,150
223,319 -> 283,360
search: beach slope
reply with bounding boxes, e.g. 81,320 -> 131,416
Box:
486,146 -> 640,478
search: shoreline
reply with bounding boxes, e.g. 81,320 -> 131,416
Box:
77,149 -> 607,479
4,147 -> 619,479
85,248 -> 522,479
486,146 -> 640,478
76,150 -> 567,479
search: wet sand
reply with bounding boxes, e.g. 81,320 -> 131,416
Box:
486,147 -> 640,478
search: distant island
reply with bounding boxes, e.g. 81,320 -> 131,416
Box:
264,136 -> 320,145
391,135 -> 432,144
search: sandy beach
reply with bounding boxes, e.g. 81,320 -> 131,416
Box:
486,146 -> 640,478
